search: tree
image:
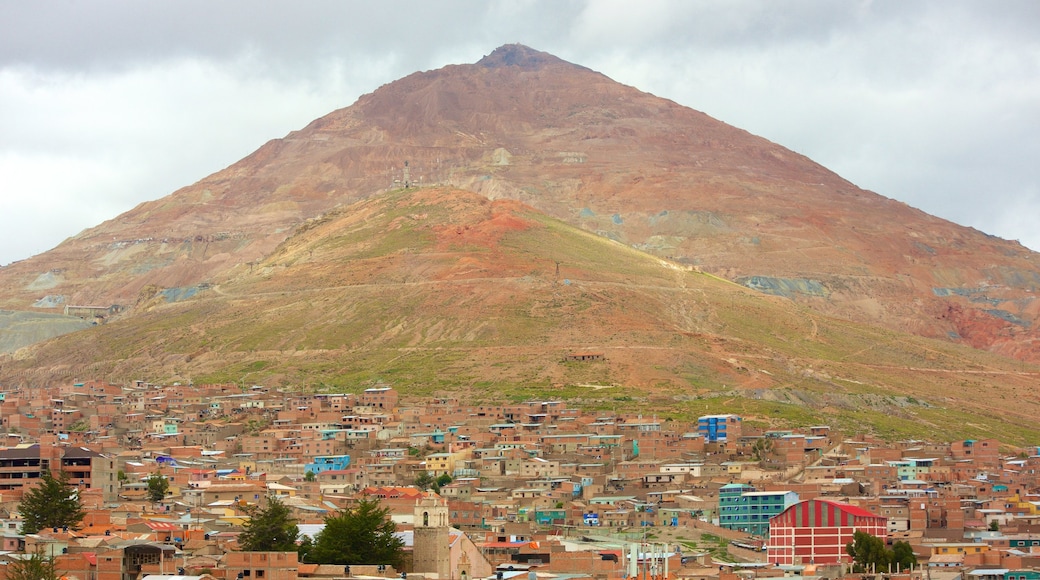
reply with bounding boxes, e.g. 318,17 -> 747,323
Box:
238,496 -> 300,552
297,535 -> 314,563
846,531 -> 891,573
892,541 -> 918,571
430,473 -> 453,494
307,498 -> 404,567
751,438 -> 774,461
846,531 -> 917,573
146,472 -> 170,503
304,470 -> 316,482
5,547 -> 58,580
413,472 -> 435,491
988,520 -> 1000,531
19,470 -> 85,534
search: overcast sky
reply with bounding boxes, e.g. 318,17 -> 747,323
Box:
1,1 -> 1038,266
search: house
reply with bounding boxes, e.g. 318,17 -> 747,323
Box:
224,551 -> 299,580
304,455 -> 350,476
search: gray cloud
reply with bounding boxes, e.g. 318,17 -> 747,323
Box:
1,0 -> 1038,265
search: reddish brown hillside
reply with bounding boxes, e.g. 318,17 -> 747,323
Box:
8,187 -> 1040,445
1,44 -> 1039,361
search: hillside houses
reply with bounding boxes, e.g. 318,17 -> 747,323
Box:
0,381 -> 1037,580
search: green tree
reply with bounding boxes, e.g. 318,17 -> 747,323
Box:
304,470 -> 316,482
892,541 -> 918,571
297,535 -> 314,563
431,472 -> 454,494
307,498 -> 404,567
988,520 -> 1000,531
413,472 -> 435,491
5,547 -> 58,580
18,470 -> 85,534
846,531 -> 891,573
146,472 -> 170,503
238,496 -> 300,552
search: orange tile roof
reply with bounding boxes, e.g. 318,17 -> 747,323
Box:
144,521 -> 180,531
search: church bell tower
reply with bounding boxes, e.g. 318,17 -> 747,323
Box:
412,496 -> 451,578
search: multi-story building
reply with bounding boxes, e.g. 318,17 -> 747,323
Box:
718,483 -> 799,536
0,444 -> 52,496
359,387 -> 398,410
0,444 -> 118,503
698,414 -> 741,443
61,446 -> 118,503
767,499 -> 888,565
951,438 -> 1000,467
304,454 -> 350,476
889,457 -> 938,481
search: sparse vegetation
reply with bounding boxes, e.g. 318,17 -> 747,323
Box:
68,419 -> 90,432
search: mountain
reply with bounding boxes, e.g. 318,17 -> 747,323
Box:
1,44 -> 1040,439
3,44 -> 1039,361
5,186 -> 1040,444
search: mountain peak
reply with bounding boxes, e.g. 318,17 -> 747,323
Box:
476,44 -> 574,69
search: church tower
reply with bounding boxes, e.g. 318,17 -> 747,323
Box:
413,496 -> 451,578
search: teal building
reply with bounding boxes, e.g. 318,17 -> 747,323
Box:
718,483 -> 799,536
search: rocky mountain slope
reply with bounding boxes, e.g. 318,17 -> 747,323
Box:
4,187 -> 1039,444
3,44 -> 1038,361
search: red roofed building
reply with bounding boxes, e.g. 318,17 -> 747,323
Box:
767,499 -> 888,565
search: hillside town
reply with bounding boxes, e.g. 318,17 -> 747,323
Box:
0,380 -> 1037,580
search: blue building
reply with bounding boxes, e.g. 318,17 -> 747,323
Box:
698,414 -> 741,443
305,454 -> 351,475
